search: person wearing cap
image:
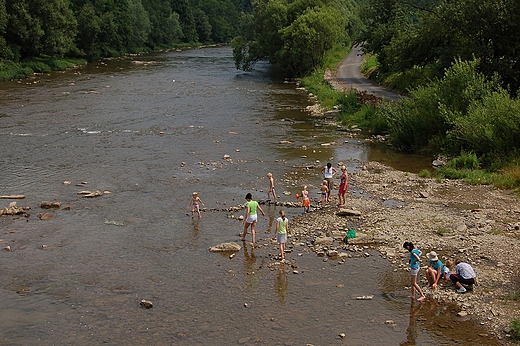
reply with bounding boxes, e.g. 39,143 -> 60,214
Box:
425,251 -> 445,289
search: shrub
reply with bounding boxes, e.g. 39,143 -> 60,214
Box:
418,169 -> 431,178
25,61 -> 51,73
447,152 -> 480,170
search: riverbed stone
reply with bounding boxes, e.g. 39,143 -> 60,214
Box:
208,242 -> 241,252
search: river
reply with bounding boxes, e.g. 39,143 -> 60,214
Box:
0,46 -> 498,345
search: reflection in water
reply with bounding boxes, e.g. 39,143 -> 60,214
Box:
275,267 -> 288,303
191,218 -> 201,241
401,301 -> 423,346
242,242 -> 259,290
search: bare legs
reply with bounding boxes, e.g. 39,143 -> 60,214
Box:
410,274 -> 426,301
241,221 -> 257,243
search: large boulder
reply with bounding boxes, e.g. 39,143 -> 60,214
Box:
209,242 -> 241,253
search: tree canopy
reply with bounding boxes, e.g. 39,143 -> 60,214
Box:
360,0 -> 520,94
232,0 -> 360,76
0,0 -> 251,62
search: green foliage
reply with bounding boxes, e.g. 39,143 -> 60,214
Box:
511,319 -> 520,342
379,59 -> 508,154
418,169 -> 431,178
233,0 -> 361,77
446,152 -> 480,170
0,0 -> 249,65
278,6 -> 346,75
361,0 -> 520,95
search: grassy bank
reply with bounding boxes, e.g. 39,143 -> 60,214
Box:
300,45 -> 520,194
0,56 -> 87,81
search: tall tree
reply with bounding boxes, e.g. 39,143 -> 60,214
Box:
4,0 -> 76,60
232,0 -> 356,76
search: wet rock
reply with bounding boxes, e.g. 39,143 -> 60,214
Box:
38,213 -> 54,220
327,250 -> 338,257
208,242 -> 241,252
1,202 -> 26,215
140,299 -> 153,309
77,190 -> 103,198
41,201 -> 62,209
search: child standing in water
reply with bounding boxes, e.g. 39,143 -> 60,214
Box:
189,192 -> 205,219
301,185 -> 310,214
273,209 -> 289,261
267,173 -> 277,202
319,180 -> 329,205
241,193 -> 265,244
403,241 -> 426,302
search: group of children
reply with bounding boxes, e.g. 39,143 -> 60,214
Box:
188,168 -> 348,262
403,242 -> 478,301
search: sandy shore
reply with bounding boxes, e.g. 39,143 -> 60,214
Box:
284,159 -> 520,345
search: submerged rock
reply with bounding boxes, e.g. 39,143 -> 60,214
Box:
41,201 -> 62,209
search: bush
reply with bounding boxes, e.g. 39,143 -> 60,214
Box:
447,152 -> 480,170
25,61 -> 51,73
379,58 -> 506,155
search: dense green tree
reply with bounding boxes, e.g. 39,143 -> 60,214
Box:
0,0 -> 9,59
141,0 -> 182,47
194,0 -> 239,43
4,0 -> 76,60
170,0 -> 198,42
279,6 -> 346,75
361,0 -> 520,94
120,0 -> 151,49
193,7 -> 211,43
232,0 -> 356,76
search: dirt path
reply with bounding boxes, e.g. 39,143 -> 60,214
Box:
331,45 -> 402,101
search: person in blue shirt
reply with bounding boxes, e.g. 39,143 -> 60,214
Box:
403,241 -> 426,302
426,251 -> 445,289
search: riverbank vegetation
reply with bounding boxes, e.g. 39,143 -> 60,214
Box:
0,0 -> 250,80
231,0 -> 361,76
297,0 -> 520,192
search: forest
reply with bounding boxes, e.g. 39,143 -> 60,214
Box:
0,0 -> 250,65
1,0 -> 520,187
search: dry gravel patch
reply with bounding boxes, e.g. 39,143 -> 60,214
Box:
288,161 -> 520,344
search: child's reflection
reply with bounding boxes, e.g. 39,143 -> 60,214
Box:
400,301 -> 423,346
275,267 -> 288,303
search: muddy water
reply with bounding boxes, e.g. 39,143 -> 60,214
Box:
0,47 -> 498,345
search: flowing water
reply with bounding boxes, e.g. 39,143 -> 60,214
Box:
0,47 -> 498,345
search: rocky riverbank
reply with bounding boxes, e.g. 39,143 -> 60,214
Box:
281,160 -> 520,345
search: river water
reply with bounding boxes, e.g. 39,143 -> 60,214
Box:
0,47 -> 498,345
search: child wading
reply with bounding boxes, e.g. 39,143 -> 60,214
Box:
189,192 -> 205,219
301,185 -> 310,214
266,172 -> 277,202
403,241 -> 426,302
273,210 -> 289,261
241,193 -> 265,244
319,180 -> 329,205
